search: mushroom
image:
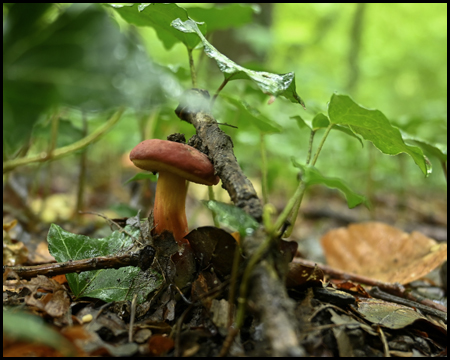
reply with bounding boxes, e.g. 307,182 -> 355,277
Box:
129,139 -> 219,246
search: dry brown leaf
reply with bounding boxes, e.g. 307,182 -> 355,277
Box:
321,222 -> 447,284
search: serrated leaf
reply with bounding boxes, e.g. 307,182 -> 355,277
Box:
202,200 -> 259,237
47,224 -> 162,303
292,159 -> 370,209
328,94 -> 430,176
109,3 -> 206,50
172,18 -> 305,108
124,172 -> 158,185
222,95 -> 282,134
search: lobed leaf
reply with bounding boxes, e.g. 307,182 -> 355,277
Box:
47,224 -> 162,303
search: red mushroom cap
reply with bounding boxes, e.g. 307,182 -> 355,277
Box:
130,139 -> 219,186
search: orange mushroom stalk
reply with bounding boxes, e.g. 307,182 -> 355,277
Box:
129,139 -> 219,245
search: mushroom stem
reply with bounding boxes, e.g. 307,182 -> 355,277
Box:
153,171 -> 189,245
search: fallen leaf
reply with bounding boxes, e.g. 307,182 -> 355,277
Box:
321,222 -> 447,284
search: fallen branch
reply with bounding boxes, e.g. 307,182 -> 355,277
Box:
4,245 -> 155,280
175,89 -> 263,221
3,107 -> 125,173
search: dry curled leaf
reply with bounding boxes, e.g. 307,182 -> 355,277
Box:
321,222 -> 447,284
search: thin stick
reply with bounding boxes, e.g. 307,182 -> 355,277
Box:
5,250 -> 152,280
3,108 -> 124,173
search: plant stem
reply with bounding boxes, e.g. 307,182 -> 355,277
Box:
208,186 -> 220,228
211,78 -> 229,107
311,123 -> 333,166
277,124 -> 334,236
3,108 -> 124,173
188,48 -> 197,88
260,133 -> 269,205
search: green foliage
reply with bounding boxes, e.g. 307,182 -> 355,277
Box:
221,95 -> 282,134
3,3 -> 172,156
110,3 -> 206,50
172,18 -> 305,107
3,310 -> 76,356
328,94 -> 430,176
292,159 -> 370,209
47,224 -> 162,303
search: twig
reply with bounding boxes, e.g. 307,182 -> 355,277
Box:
369,286 -> 447,322
292,257 -> 448,315
175,89 -> 262,221
3,107 -> 124,173
4,246 -> 155,280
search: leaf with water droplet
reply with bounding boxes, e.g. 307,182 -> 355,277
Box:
172,18 -> 305,108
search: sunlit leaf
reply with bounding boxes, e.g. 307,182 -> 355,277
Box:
292,159 -> 370,209
172,18 -> 305,108
328,94 -> 430,176
202,200 -> 259,237
109,3 -> 206,50
47,224 -> 162,303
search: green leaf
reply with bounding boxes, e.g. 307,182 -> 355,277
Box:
221,95 -> 282,134
333,125 -> 364,147
124,172 -> 158,185
202,200 -> 259,237
311,113 -> 330,130
187,4 -> 257,33
4,4 -> 169,156
109,3 -> 206,50
3,311 -> 76,356
401,132 -> 447,163
328,94 -> 430,176
47,224 -> 162,303
290,115 -> 311,131
172,18 -> 305,108
292,159 -> 370,209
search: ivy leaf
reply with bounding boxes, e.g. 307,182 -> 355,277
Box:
292,159 -> 370,209
203,200 -> 259,237
47,224 -> 162,303
109,3 -> 206,50
328,94 -> 430,176
172,18 -> 305,108
222,95 -> 282,134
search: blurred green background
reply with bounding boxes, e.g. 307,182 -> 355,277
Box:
3,3 -> 447,228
